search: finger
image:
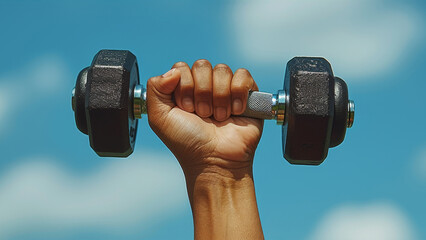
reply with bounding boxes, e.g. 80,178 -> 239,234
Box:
173,61 -> 194,112
212,64 -> 232,121
192,59 -> 213,118
231,68 -> 258,115
146,68 -> 182,125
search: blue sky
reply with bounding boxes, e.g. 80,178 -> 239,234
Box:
0,0 -> 425,239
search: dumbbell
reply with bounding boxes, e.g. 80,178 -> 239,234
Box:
72,50 -> 355,165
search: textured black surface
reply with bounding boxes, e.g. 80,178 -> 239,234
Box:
85,50 -> 140,157
282,57 -> 334,165
330,77 -> 349,148
74,67 -> 89,135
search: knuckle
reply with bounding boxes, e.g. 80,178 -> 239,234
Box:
196,88 -> 212,99
172,61 -> 189,69
180,84 -> 194,94
192,59 -> 212,69
235,68 -> 250,76
214,91 -> 231,100
147,77 -> 156,88
214,63 -> 231,71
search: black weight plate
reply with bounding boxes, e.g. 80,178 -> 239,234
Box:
282,57 -> 334,165
85,50 -> 140,157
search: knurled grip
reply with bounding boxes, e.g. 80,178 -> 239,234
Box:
241,91 -> 274,120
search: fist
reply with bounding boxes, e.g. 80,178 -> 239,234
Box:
146,60 -> 264,177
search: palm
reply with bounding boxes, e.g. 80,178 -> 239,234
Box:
163,107 -> 263,167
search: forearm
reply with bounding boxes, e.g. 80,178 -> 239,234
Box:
184,165 -> 264,240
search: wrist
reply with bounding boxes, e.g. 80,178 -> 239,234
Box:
181,156 -> 255,205
183,164 -> 264,240
184,160 -> 252,180
179,154 -> 255,180
184,164 -> 254,202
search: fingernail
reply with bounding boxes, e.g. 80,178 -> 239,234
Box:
215,107 -> 227,120
182,97 -> 194,111
162,68 -> 175,78
198,102 -> 210,116
232,99 -> 243,113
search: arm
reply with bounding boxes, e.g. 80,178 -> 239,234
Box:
146,60 -> 264,240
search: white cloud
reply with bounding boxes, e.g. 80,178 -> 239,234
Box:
0,152 -> 187,238
308,202 -> 418,240
229,0 -> 422,80
27,55 -> 68,93
0,55 -> 68,136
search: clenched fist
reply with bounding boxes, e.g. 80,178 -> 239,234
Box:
147,60 -> 263,176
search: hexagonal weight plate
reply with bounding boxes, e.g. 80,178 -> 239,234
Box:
282,57 -> 334,165
85,50 -> 140,157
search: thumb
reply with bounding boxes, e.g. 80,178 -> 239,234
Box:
146,68 -> 181,121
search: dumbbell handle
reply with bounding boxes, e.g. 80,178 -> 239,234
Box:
133,85 -> 287,125
242,90 -> 286,124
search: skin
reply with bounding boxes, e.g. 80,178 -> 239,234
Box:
146,60 -> 264,240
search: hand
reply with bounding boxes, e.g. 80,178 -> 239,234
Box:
146,60 -> 264,178
146,60 -> 264,239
